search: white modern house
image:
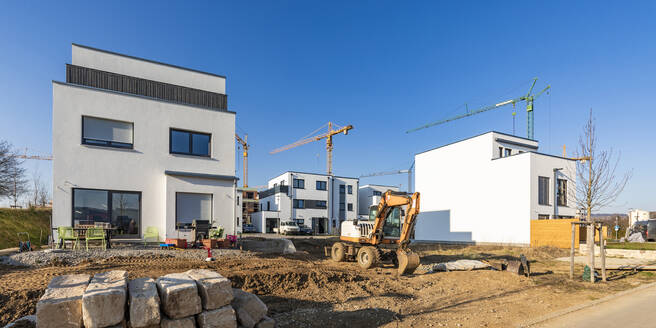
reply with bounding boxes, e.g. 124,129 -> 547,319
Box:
358,184 -> 400,217
252,171 -> 358,234
52,44 -> 240,242
414,131 -> 577,245
628,209 -> 651,226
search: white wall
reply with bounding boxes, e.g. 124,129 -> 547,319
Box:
72,44 -> 226,94
414,132 -> 576,245
52,82 -> 236,240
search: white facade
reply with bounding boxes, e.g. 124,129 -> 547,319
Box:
358,184 -> 400,216
414,131 -> 577,245
52,44 -> 239,242
255,171 -> 359,234
628,209 -> 650,226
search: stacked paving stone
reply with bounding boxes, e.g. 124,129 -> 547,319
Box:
28,269 -> 274,328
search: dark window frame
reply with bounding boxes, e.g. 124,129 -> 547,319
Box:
347,185 -> 353,194
169,128 -> 211,157
316,180 -> 327,191
293,199 -> 305,209
504,148 -> 512,157
81,116 -> 134,149
538,176 -> 550,205
347,203 -> 353,211
175,192 -> 213,228
373,191 -> 382,196
293,178 -> 305,189
316,200 -> 327,209
71,187 -> 142,238
557,179 -> 567,207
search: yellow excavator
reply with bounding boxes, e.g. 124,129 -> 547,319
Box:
327,190 -> 421,275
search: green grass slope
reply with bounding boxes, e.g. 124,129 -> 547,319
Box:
0,208 -> 51,250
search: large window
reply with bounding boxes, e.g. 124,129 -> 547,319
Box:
316,200 -> 327,209
82,116 -> 133,148
293,179 -> 305,189
347,185 -> 353,194
316,181 -> 327,190
538,176 -> 550,205
373,191 -> 382,196
557,179 -> 567,206
73,188 -> 141,237
176,192 -> 212,226
170,128 -> 211,157
347,203 -> 353,211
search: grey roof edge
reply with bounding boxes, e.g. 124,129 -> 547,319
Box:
272,170 -> 359,180
495,137 -> 539,149
415,131 -> 538,156
491,151 -> 576,162
72,43 -> 227,79
360,184 -> 400,189
165,170 -> 239,181
53,81 -> 236,115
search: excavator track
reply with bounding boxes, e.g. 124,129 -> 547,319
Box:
397,249 -> 420,275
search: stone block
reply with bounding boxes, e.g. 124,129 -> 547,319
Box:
160,316 -> 195,328
196,306 -> 236,328
255,316 -> 275,328
157,273 -> 202,319
82,270 -> 129,328
36,274 -> 90,328
128,278 -> 161,328
185,269 -> 233,310
231,289 -> 267,328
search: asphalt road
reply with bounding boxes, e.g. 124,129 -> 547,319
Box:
537,283 -> 656,328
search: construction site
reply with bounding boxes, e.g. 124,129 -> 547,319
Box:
2,3 -> 655,327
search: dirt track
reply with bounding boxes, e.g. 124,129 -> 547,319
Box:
2,238 -> 655,327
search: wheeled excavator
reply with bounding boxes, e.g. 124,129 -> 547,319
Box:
327,190 -> 421,275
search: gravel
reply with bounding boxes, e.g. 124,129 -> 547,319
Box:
0,247 -> 250,267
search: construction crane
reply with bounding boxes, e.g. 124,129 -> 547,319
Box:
16,149 -> 52,161
235,133 -> 249,188
360,161 -> 415,193
270,122 -> 353,176
406,78 -> 550,140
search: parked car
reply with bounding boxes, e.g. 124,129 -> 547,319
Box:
298,224 -> 313,235
626,220 -> 656,242
273,221 -> 300,235
242,224 -> 257,233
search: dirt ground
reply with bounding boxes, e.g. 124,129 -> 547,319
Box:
2,238 -> 655,327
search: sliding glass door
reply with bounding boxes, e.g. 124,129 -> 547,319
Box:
73,188 -> 141,238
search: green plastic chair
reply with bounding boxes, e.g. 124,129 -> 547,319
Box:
85,227 -> 106,251
143,226 -> 159,245
57,226 -> 79,250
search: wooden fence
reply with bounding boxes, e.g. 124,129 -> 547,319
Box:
530,219 -> 609,249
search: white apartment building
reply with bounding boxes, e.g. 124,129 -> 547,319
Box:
52,44 -> 240,242
414,131 -> 577,245
252,171 -> 358,234
628,209 -> 651,226
358,184 -> 400,217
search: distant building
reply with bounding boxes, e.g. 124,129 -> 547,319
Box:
358,184 -> 400,217
252,171 -> 358,234
628,209 -> 650,226
414,131 -> 577,245
239,187 -> 259,225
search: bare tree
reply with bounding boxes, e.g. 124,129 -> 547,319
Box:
31,170 -> 42,207
571,109 -> 632,219
0,141 -> 28,207
38,183 -> 50,207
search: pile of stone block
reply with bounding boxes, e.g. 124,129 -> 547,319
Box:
19,269 -> 274,328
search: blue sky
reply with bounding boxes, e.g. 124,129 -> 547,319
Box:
0,1 -> 653,212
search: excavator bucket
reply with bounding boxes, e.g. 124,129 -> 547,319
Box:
397,249 -> 420,275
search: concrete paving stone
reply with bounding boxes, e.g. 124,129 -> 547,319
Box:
231,289 -> 267,328
186,269 -> 233,310
157,273 -> 202,319
254,316 -> 275,328
83,270 -> 129,328
196,306 -> 236,328
128,277 -> 161,328
36,274 -> 91,328
160,316 -> 196,328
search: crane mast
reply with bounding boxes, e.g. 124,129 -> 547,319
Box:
235,133 -> 249,188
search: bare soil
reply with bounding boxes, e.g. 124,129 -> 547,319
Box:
2,238 -> 655,327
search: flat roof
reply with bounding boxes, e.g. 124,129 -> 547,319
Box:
490,151 -> 576,162
72,43 -> 227,79
165,170 -> 238,181
360,184 -> 400,189
416,131 -> 538,156
271,170 -> 359,180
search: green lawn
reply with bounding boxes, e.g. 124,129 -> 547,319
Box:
0,208 -> 52,249
606,242 -> 656,250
